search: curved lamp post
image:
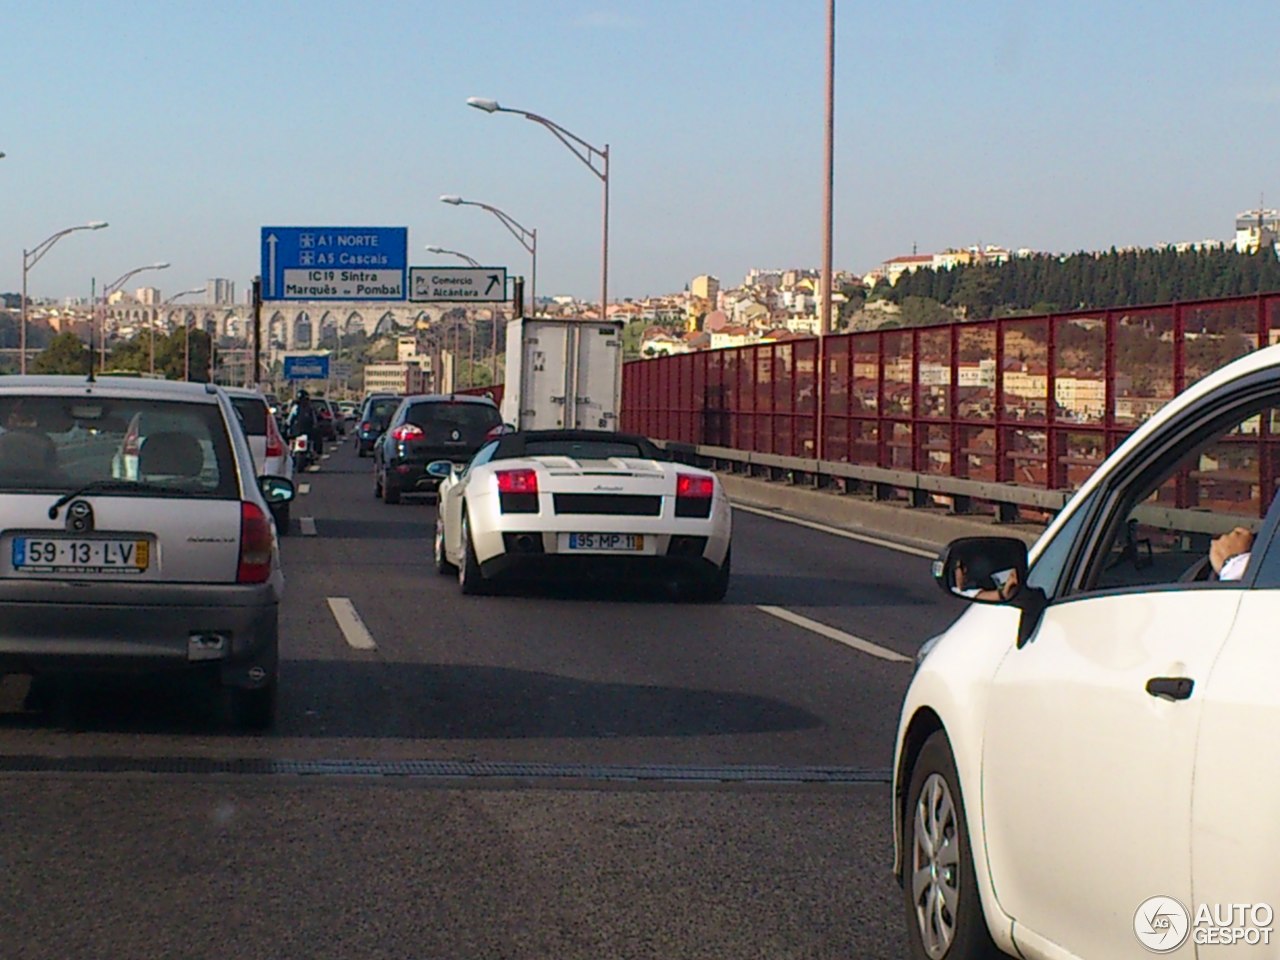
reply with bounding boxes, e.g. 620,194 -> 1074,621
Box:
465,97 -> 606,324
21,220 -> 109,373
101,262 -> 168,372
438,195 -> 537,318
159,287 -> 204,376
425,244 -> 481,268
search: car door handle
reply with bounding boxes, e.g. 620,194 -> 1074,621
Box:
1146,677 -> 1195,701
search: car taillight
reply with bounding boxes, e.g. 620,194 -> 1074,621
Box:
496,469 -> 538,494
237,501 -> 274,584
677,474 -> 714,498
391,424 -> 424,442
676,473 -> 715,518
265,414 -> 285,458
360,421 -> 371,432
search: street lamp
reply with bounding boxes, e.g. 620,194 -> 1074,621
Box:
157,287 -> 204,375
465,97 -> 607,325
425,244 -> 480,268
101,262 -> 169,372
20,220 -> 109,373
438,195 -> 537,317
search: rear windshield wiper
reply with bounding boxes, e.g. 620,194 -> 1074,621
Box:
47,480 -> 190,519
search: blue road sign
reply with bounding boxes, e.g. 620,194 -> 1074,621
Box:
284,354 -> 331,380
261,226 -> 408,301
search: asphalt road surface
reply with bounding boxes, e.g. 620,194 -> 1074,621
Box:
0,438 -> 967,960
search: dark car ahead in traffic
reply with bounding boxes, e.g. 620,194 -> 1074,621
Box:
355,393 -> 402,458
374,394 -> 503,504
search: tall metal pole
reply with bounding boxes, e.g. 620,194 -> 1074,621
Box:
816,0 -> 835,462
601,149 -> 610,326
20,254 -> 28,375
252,276 -> 263,388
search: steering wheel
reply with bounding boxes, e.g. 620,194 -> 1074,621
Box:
1178,555 -> 1218,583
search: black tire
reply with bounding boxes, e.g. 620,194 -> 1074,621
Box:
357,445 -> 367,458
222,678 -> 277,731
434,517 -> 456,575
273,502 -> 291,537
383,472 -> 401,505
902,731 -> 1000,960
373,465 -> 383,498
680,549 -> 732,602
457,512 -> 490,595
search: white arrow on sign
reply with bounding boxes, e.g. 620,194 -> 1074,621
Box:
266,234 -> 278,297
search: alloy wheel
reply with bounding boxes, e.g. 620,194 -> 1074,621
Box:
911,772 -> 961,958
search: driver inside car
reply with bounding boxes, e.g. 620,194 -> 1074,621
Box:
1210,526 -> 1254,581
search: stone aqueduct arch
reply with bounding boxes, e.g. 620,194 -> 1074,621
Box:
106,302 -> 449,351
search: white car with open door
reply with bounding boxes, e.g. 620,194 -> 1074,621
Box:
894,343 -> 1280,959
0,376 -> 294,728
431,430 -> 731,600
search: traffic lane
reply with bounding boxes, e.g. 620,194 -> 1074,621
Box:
730,509 -> 968,659
297,443 -> 915,768
0,776 -> 904,960
0,440 -> 920,769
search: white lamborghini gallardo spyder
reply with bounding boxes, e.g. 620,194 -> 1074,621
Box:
430,430 -> 732,600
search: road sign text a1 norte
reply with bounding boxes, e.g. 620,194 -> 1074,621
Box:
261,227 -> 407,301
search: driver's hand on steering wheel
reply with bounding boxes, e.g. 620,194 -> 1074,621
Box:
1210,527 -> 1254,575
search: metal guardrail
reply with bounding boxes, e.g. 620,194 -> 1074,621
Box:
657,440 -> 1069,522
657,440 -> 1261,540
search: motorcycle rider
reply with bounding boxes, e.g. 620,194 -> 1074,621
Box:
287,388 -> 322,458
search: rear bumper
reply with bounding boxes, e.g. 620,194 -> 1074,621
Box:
0,582 -> 279,686
480,551 -> 722,584
387,458 -> 467,493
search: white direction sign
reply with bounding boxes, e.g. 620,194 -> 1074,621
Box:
409,266 -> 508,303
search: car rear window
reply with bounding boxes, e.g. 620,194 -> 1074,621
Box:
367,398 -> 400,423
405,402 -> 501,441
522,440 -> 648,458
231,397 -> 268,435
0,395 -> 239,499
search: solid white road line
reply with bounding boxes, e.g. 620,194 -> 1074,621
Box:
299,516 -> 317,536
732,503 -> 936,559
757,605 -> 912,664
326,597 -> 377,651
298,483 -> 311,495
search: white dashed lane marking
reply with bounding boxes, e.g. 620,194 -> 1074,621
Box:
326,597 -> 377,650
757,605 -> 912,664
299,517 -> 317,536
298,483 -> 310,495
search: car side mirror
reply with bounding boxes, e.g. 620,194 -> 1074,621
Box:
258,475 -> 296,504
426,460 -> 455,479
933,536 -> 1028,604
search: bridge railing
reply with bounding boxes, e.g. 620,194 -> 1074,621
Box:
622,293 -> 1280,519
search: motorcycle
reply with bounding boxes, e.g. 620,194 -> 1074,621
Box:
291,433 -> 315,474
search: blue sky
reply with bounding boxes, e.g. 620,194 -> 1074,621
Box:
3,0 -> 1279,303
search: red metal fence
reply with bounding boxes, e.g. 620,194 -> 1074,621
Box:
622,293 -> 1280,514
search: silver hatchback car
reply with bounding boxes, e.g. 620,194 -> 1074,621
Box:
0,376 -> 294,728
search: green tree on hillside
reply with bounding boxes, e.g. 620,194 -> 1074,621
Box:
32,333 -> 90,375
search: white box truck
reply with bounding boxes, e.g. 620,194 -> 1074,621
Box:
501,316 -> 625,431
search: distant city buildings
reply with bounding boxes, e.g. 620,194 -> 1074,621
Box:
1234,208 -> 1280,253
207,278 -> 235,305
136,287 -> 161,306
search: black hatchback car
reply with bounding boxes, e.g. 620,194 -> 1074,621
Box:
354,393 -> 402,457
374,395 -> 503,504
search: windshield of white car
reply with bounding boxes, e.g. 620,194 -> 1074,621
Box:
0,395 -> 238,498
